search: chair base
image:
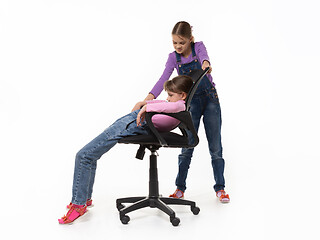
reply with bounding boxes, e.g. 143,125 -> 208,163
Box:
116,148 -> 200,226
116,195 -> 200,226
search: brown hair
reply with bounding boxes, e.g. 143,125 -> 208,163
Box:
164,75 -> 193,95
171,21 -> 194,42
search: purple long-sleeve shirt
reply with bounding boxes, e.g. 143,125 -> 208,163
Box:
150,41 -> 213,98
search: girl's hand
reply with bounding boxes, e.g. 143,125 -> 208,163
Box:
136,105 -> 147,126
131,101 -> 146,112
132,94 -> 154,112
202,60 -> 212,74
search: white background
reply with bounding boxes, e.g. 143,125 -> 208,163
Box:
1,0 -> 320,239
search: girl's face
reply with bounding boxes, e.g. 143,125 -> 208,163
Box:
166,91 -> 187,102
172,34 -> 192,56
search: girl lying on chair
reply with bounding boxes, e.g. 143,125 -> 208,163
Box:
58,75 -> 193,224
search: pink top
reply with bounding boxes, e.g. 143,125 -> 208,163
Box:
146,100 -> 186,132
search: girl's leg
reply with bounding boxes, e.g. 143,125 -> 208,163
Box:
72,132 -> 118,205
59,132 -> 118,224
202,89 -> 225,192
176,147 -> 194,192
87,159 -> 97,202
71,110 -> 148,205
175,97 -> 203,192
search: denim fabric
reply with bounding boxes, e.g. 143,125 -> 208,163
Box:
175,79 -> 225,192
71,110 -> 149,205
175,48 -> 226,192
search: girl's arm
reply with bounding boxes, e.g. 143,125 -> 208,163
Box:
146,100 -> 185,113
136,100 -> 185,126
132,54 -> 175,112
131,95 -> 154,112
149,54 -> 175,98
196,42 -> 212,73
132,98 -> 166,113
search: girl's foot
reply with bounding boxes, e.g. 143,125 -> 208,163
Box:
169,189 -> 184,199
216,190 -> 230,203
67,199 -> 93,209
58,204 -> 87,224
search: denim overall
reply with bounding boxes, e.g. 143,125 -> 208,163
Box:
175,43 -> 225,192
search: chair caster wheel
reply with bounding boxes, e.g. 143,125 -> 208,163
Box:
120,215 -> 130,224
191,206 -> 200,215
170,217 -> 180,226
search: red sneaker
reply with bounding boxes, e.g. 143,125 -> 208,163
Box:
58,204 -> 87,224
67,199 -> 93,209
169,189 -> 184,199
216,190 -> 230,203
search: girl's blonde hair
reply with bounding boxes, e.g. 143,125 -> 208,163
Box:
172,21 -> 194,42
164,75 -> 193,95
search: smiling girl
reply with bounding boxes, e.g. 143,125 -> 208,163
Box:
133,21 -> 230,203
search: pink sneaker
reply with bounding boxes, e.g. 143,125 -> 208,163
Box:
58,204 -> 87,224
67,199 -> 93,209
169,189 -> 184,199
216,190 -> 230,203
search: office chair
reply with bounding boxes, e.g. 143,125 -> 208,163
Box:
117,68 -> 210,226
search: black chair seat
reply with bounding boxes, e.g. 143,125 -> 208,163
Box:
118,132 -> 188,147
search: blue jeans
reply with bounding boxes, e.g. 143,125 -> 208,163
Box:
71,110 -> 149,205
175,79 -> 225,192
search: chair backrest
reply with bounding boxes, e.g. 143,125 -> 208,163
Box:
118,67 -> 210,150
185,67 -> 210,111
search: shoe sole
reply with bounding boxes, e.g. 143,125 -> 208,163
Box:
169,196 -> 184,199
220,199 -> 230,203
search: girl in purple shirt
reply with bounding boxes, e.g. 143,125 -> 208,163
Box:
58,75 -> 193,224
133,21 -> 230,203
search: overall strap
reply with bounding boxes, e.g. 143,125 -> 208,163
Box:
175,51 -> 181,63
191,42 -> 196,57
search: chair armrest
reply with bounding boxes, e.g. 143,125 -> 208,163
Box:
145,111 -> 199,147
